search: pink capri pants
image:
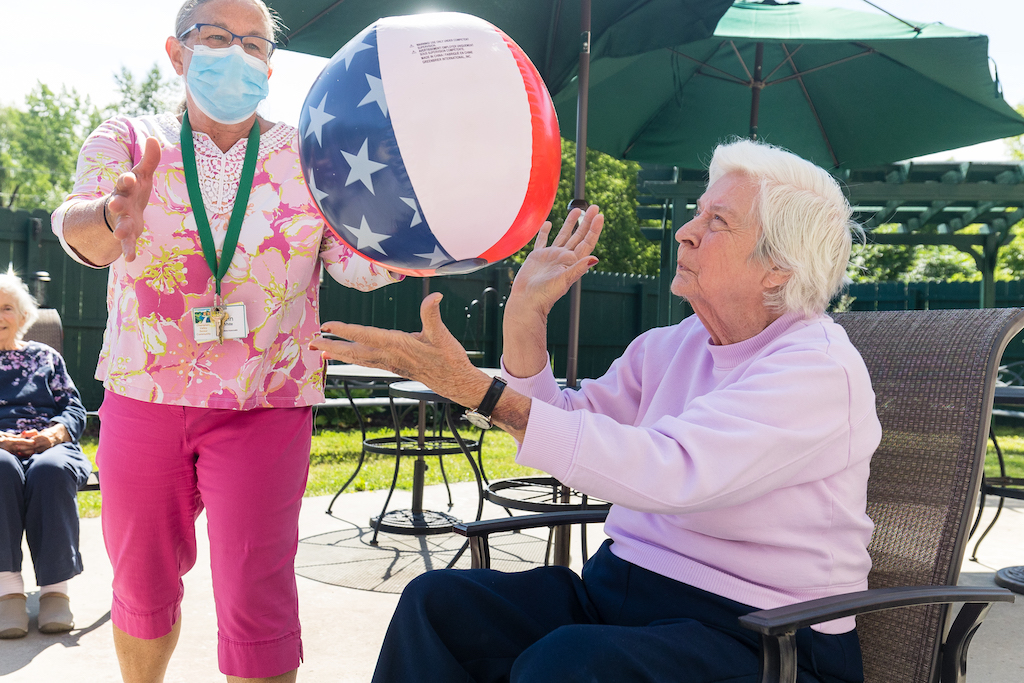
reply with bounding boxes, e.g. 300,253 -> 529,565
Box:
97,391 -> 312,678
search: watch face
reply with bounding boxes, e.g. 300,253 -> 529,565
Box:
464,410 -> 491,429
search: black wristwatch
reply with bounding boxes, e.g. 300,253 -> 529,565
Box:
464,376 -> 507,429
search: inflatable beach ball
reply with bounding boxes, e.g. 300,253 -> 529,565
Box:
298,12 -> 561,276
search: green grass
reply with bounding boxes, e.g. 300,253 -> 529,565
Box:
76,428 -> 540,519
987,423 -> 1024,478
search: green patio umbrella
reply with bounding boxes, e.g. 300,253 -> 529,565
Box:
266,0 -> 732,386
268,0 -> 731,98
555,0 -> 1024,170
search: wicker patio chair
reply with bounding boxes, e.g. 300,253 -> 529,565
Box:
22,308 -> 63,352
455,308 -> 1024,683
22,308 -> 100,492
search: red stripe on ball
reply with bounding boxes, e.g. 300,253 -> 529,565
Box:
478,28 -> 562,264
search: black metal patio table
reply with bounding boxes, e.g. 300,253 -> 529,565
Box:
976,385 -> 1024,593
365,378 -> 498,556
323,364 -> 408,514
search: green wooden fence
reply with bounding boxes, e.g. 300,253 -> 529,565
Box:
318,261 -> 677,385
8,204 -> 1024,410
1,208 -> 675,410
844,280 -> 1024,363
2,208 -> 109,410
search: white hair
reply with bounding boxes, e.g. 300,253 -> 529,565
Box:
708,138 -> 861,317
0,266 -> 39,340
174,0 -> 281,40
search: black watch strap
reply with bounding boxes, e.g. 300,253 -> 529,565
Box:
475,376 -> 507,419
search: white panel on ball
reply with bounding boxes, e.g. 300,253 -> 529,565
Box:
376,13 -> 533,260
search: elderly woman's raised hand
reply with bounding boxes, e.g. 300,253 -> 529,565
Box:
505,205 -> 603,323
107,136 -> 162,262
499,205 -> 603,378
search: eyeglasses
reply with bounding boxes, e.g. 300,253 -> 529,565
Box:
178,23 -> 277,60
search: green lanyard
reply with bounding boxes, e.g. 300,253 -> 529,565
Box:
180,111 -> 260,298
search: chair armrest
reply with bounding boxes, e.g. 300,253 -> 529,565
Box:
452,510 -> 609,538
453,510 -> 609,569
738,585 -> 1013,636
738,585 -> 1014,683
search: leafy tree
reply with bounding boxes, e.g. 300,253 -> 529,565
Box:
511,139 -> 661,275
110,64 -> 182,117
849,236 -> 984,284
847,230 -> 916,283
0,83 -> 102,211
905,246 -> 980,282
0,65 -> 179,212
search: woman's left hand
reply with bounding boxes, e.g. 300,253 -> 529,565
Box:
14,425 -> 67,455
311,292 -> 488,408
0,433 -> 37,458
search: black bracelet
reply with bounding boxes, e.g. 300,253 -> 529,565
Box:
102,195 -> 115,233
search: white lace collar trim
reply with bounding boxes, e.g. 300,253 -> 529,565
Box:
154,112 -> 295,217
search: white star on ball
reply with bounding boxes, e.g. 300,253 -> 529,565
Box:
304,93 -> 335,147
341,139 -> 388,195
400,197 -> 422,227
415,246 -> 448,266
358,74 -> 389,117
340,39 -> 373,70
307,171 -> 329,203
343,216 -> 390,254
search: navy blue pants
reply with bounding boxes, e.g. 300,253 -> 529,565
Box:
0,443 -> 91,586
372,541 -> 864,683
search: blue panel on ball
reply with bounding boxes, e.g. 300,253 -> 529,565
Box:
298,25 -> 455,272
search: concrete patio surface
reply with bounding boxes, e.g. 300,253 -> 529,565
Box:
2,483 -> 1023,682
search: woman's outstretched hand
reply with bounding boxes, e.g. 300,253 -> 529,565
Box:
312,292 -> 532,441
107,136 -> 161,262
506,204 -> 603,322
312,292 -> 484,407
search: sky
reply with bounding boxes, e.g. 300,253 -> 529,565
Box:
2,0 -> 1023,163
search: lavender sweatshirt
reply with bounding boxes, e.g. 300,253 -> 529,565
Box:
505,311 -> 880,634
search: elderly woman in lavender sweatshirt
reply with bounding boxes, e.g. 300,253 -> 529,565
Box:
312,138 -> 879,683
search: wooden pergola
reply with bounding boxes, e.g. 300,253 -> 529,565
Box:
639,161 -> 1024,324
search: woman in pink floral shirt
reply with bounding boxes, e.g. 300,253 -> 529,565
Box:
51,1 -> 398,681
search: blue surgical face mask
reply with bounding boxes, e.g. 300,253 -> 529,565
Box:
185,44 -> 270,125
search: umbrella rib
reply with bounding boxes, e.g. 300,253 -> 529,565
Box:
694,71 -> 755,87
764,49 -> 875,88
668,46 -> 749,86
730,40 -> 754,82
860,0 -> 924,33
763,44 -> 804,82
779,43 -> 840,168
284,0 -> 349,40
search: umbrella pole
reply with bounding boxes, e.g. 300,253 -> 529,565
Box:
553,0 -> 592,570
566,0 -> 592,392
749,42 -> 764,140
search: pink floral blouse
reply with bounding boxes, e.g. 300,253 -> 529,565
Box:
53,113 -> 397,410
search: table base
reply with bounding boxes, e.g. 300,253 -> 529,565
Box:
371,509 -> 462,537
995,566 -> 1024,594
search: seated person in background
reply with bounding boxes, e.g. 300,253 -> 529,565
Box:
0,269 -> 90,639
311,138 -> 880,683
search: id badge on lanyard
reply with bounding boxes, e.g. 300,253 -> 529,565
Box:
181,111 -> 259,344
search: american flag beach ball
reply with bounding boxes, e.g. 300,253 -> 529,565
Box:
298,12 -> 562,276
